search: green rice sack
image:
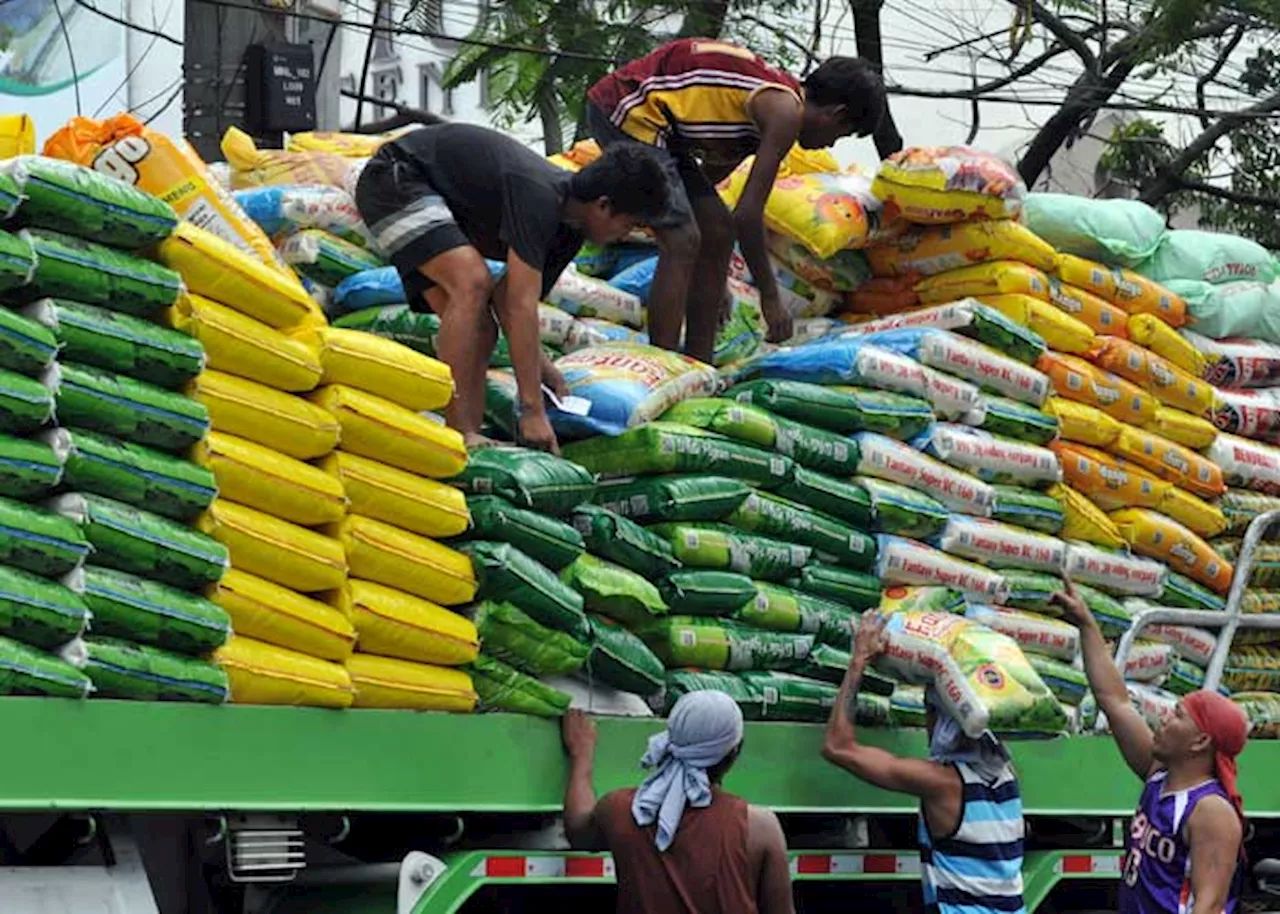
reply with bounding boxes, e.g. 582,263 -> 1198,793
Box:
0,433 -> 61,500
1166,657 -> 1209,696
891,683 -> 928,727
1077,582 -> 1133,637
463,495 -> 585,571
661,398 -> 861,476
1028,654 -> 1087,705
19,229 -> 183,315
585,614 -> 665,696
47,428 -> 217,521
650,522 -> 812,581
658,569 -> 756,617
786,563 -> 882,611
991,484 -> 1066,535
559,553 -> 667,628
724,379 -> 934,439
26,299 -> 206,388
43,362 -> 210,454
0,306 -> 58,376
562,422 -> 795,488
1001,570 -> 1063,612
1158,572 -> 1226,613
49,493 -> 229,591
973,395 -> 1059,446
1219,490 -> 1280,536
64,565 -> 230,655
880,584 -> 968,614
471,599 -> 589,677
280,229 -> 385,287
740,582 -> 856,649
1223,648 -> 1280,693
0,496 -> 89,576
451,446 -> 596,516
662,668 -> 767,719
3,157 -> 178,249
0,635 -> 91,697
858,475 -> 948,539
784,644 -> 896,696
458,540 -> 589,640
0,368 -> 54,434
0,563 -> 89,648
469,653 -> 571,717
63,637 -> 229,703
0,228 -> 37,292
335,306 -> 438,354
739,670 -> 837,721
644,616 -> 813,671
0,171 -> 18,218
727,491 -> 876,571
594,474 -> 750,523
570,504 -> 680,578
773,467 -> 874,528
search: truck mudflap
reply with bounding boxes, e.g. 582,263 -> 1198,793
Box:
402,849 -> 1123,914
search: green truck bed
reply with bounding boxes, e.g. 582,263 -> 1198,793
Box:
2,698 -> 1278,816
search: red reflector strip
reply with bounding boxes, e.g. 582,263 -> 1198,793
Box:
796,855 -> 832,874
485,857 -> 527,878
863,855 -> 899,874
565,857 -> 608,878
1062,855 -> 1094,874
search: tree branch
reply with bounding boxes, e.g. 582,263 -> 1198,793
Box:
848,0 -> 903,158
736,13 -> 819,69
1003,0 -> 1098,72
1176,178 -> 1280,211
1196,24 -> 1246,129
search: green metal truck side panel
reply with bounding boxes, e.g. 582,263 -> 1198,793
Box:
0,699 -> 1274,815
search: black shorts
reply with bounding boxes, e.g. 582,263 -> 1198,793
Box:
585,104 -> 717,231
354,149 -> 469,311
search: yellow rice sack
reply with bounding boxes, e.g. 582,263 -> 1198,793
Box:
326,514 -> 477,606
223,126 -> 355,190
43,113 -> 291,277
1089,336 -> 1216,416
1110,508 -> 1233,594
346,654 -> 477,711
1157,487 -> 1227,540
1047,280 -> 1130,337
1108,424 -> 1225,499
868,220 -> 1056,278
915,261 -> 1050,305
315,451 -> 470,538
155,222 -> 316,329
1043,397 -> 1121,447
293,326 -> 453,412
1047,483 -> 1125,549
215,634 -> 353,708
286,130 -> 395,157
1055,254 -> 1117,301
1128,314 -> 1206,378
979,293 -> 1095,354
186,371 -> 340,460
310,385 -> 467,479
169,294 -> 322,392
328,579 -> 479,666
198,500 -> 348,593
193,431 -> 348,526
207,568 -> 356,661
872,146 -> 1024,224
720,161 -> 874,257
1036,351 -> 1157,426
1145,406 -> 1218,450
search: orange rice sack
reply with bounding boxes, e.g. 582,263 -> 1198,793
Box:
1127,314 -> 1206,377
847,275 -> 920,315
1055,254 -> 1117,301
1036,351 -> 1157,427
1050,441 -> 1170,512
1047,279 -> 1129,337
1107,424 -> 1225,499
914,261 -> 1050,304
1109,269 -> 1187,326
1088,336 -> 1217,416
1109,508 -> 1234,594
866,220 -> 1056,278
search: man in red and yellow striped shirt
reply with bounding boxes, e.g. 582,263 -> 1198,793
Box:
586,39 -> 886,360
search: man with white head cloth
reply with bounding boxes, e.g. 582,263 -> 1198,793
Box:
561,692 -> 794,914
822,615 -> 1027,914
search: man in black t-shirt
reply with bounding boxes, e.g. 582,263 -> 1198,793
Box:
356,123 -> 669,453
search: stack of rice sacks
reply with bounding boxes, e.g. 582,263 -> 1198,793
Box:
0,155 -> 235,704
125,180 -> 478,712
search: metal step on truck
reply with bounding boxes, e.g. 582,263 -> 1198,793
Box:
4,513 -> 1280,914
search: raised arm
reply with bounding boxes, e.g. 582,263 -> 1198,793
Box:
821,615 -> 958,799
1051,581 -> 1155,780
1186,795 -> 1243,914
561,710 -> 605,850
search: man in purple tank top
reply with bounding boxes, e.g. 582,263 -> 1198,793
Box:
1054,582 -> 1250,914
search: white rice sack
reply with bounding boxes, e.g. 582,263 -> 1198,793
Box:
938,516 -> 1067,573
1206,432 -> 1280,495
1184,329 -> 1280,389
860,327 -> 1050,406
547,264 -> 645,328
1120,601 -> 1218,667
856,433 -> 995,516
563,318 -> 649,353
917,423 -> 1062,487
1122,640 -> 1174,683
876,612 -> 990,736
790,317 -> 844,345
965,604 -> 1079,661
1127,682 -> 1179,728
1064,543 -> 1166,596
539,305 -> 575,348
877,534 -> 1009,603
921,364 -> 985,420
1212,387 -> 1280,443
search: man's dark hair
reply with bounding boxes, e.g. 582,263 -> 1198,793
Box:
569,145 -> 671,223
804,56 -> 887,136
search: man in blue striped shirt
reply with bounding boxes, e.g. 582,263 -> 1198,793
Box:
822,615 -> 1027,914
